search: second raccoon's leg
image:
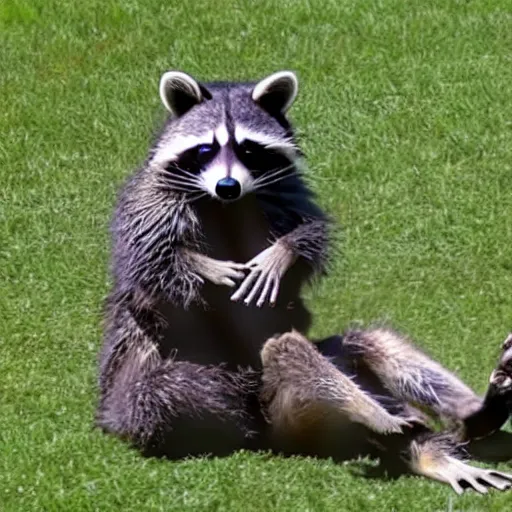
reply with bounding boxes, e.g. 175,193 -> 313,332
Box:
340,328 -> 512,438
261,331 -> 512,494
259,330 -> 411,444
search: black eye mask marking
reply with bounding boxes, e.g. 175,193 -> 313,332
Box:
170,139 -> 221,174
166,137 -> 292,179
234,140 -> 291,176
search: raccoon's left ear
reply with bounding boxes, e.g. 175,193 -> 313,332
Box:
252,71 -> 298,115
159,71 -> 210,117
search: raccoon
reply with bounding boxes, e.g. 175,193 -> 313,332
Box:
97,70 -> 512,494
98,70 -> 331,457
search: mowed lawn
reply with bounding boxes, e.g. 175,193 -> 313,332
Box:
1,0 -> 511,510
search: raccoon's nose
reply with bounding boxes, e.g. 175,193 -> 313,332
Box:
215,177 -> 241,200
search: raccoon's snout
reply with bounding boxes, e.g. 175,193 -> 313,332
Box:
215,177 -> 241,201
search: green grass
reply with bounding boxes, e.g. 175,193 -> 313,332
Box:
1,0 -> 511,510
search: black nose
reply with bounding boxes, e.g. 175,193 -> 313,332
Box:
215,177 -> 241,200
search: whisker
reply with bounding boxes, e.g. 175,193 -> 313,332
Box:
253,170 -> 295,189
252,163 -> 297,186
156,180 -> 203,193
170,166 -> 203,182
188,191 -> 209,203
252,162 -> 294,177
158,186 -> 200,194
253,174 -> 286,189
161,178 -> 202,189
252,173 -> 295,191
159,171 -> 201,186
252,167 -> 296,190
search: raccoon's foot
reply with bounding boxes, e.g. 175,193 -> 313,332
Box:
417,455 -> 512,494
185,251 -> 246,287
407,433 -> 512,494
231,241 -> 295,307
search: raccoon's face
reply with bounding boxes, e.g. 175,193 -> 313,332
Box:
151,70 -> 301,203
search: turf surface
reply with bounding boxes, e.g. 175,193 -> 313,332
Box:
1,0 -> 511,510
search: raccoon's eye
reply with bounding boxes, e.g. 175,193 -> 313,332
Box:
235,140 -> 287,174
237,140 -> 259,157
195,143 -> 218,165
240,145 -> 252,157
197,144 -> 214,155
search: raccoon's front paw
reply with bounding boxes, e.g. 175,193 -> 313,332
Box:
230,242 -> 296,307
197,258 -> 246,287
185,250 -> 246,287
489,333 -> 512,408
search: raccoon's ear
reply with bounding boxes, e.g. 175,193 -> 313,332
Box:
159,71 -> 209,117
252,71 -> 298,115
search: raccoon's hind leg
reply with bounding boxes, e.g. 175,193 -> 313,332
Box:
340,328 -> 512,438
260,330 -> 411,447
341,328 -> 481,422
402,432 -> 512,494
97,301 -> 260,458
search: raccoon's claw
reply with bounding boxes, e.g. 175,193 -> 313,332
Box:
427,457 -> 512,495
206,260 -> 246,287
490,370 -> 512,394
502,333 -> 512,352
489,335 -> 512,408
188,252 -> 246,288
230,242 -> 295,307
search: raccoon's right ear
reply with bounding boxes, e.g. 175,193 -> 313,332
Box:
252,71 -> 298,115
159,71 -> 211,117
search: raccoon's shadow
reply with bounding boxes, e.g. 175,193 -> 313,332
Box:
467,429 -> 512,463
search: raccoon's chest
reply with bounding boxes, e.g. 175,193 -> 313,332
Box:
195,196 -> 270,262
159,197 -> 311,369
